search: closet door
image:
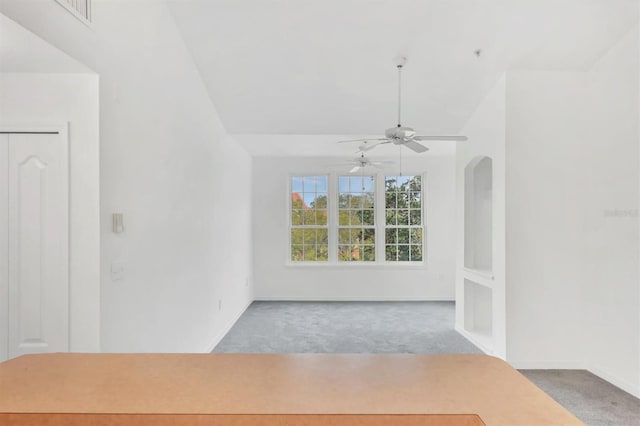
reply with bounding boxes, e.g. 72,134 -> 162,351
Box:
5,132 -> 69,360
0,134 -> 8,361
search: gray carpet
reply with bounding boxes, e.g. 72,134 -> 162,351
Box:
214,301 -> 481,354
520,370 -> 640,426
214,301 -> 640,426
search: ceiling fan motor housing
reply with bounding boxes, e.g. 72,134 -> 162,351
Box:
385,126 -> 416,140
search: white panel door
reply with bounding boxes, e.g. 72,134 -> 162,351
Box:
0,134 -> 8,361
5,132 -> 69,359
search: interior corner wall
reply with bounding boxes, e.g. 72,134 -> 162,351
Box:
0,73 -> 101,353
252,155 -> 456,300
505,23 -> 640,395
455,76 -> 507,358
0,2 -> 254,353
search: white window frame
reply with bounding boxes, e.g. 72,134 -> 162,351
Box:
337,174 -> 377,263
286,172 -> 426,267
381,174 -> 425,263
288,174 -> 330,264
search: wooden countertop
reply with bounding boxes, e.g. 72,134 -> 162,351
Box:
0,353 -> 582,425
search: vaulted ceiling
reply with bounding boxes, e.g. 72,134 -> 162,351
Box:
168,0 -> 638,155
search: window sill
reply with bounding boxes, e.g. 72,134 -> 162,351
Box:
285,262 -> 427,270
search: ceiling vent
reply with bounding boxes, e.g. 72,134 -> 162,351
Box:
55,0 -> 92,26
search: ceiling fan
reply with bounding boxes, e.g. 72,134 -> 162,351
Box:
339,56 -> 468,153
344,152 -> 394,173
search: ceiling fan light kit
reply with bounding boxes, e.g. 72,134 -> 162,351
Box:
348,152 -> 394,174
338,56 -> 468,153
331,152 -> 395,174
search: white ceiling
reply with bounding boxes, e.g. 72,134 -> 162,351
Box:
169,0 -> 638,155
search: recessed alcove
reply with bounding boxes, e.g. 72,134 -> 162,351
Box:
464,156 -> 493,274
463,279 -> 493,350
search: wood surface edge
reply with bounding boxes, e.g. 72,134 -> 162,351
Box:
0,413 -> 486,426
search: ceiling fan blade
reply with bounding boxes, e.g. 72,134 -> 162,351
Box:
413,135 -> 468,142
359,143 -> 378,152
403,140 -> 429,153
338,138 -> 389,144
338,139 -> 372,143
358,140 -> 392,152
349,165 -> 361,173
327,162 -> 357,167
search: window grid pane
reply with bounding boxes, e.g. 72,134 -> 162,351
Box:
385,175 -> 424,262
290,176 -> 329,262
338,175 -> 375,262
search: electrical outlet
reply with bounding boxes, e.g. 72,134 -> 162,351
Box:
245,277 -> 250,287
218,299 -> 222,311
111,261 -> 125,281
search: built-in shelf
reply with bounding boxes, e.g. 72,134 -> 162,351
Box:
463,268 -> 494,289
460,156 -> 495,355
463,279 -> 493,353
464,157 -> 493,272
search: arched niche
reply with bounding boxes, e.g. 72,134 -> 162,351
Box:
464,156 -> 493,273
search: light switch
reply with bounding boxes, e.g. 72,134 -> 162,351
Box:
112,213 -> 124,233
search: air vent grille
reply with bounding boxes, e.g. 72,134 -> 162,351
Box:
55,0 -> 92,26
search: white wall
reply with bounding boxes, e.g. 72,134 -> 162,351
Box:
505,24 -> 639,394
455,24 -> 640,396
455,76 -> 507,358
505,71 -> 590,367
582,24 -> 639,395
0,13 -> 92,73
95,2 -> 253,353
253,155 -> 457,300
0,73 -> 101,353
0,2 -> 254,352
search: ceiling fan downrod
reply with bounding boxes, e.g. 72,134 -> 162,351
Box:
394,55 -> 407,129
397,62 -> 403,129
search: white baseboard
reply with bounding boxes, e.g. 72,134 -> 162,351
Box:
508,360 -> 586,370
587,364 -> 640,398
203,299 -> 252,353
254,297 -> 455,302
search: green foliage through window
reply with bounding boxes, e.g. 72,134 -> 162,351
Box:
289,174 -> 425,263
385,176 -> 423,261
290,176 -> 329,262
338,176 -> 375,262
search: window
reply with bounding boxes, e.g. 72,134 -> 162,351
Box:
385,175 -> 423,261
288,174 -> 425,264
338,175 -> 375,262
290,176 -> 329,262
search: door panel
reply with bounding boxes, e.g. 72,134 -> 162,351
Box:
7,133 -> 69,359
0,135 -> 8,361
